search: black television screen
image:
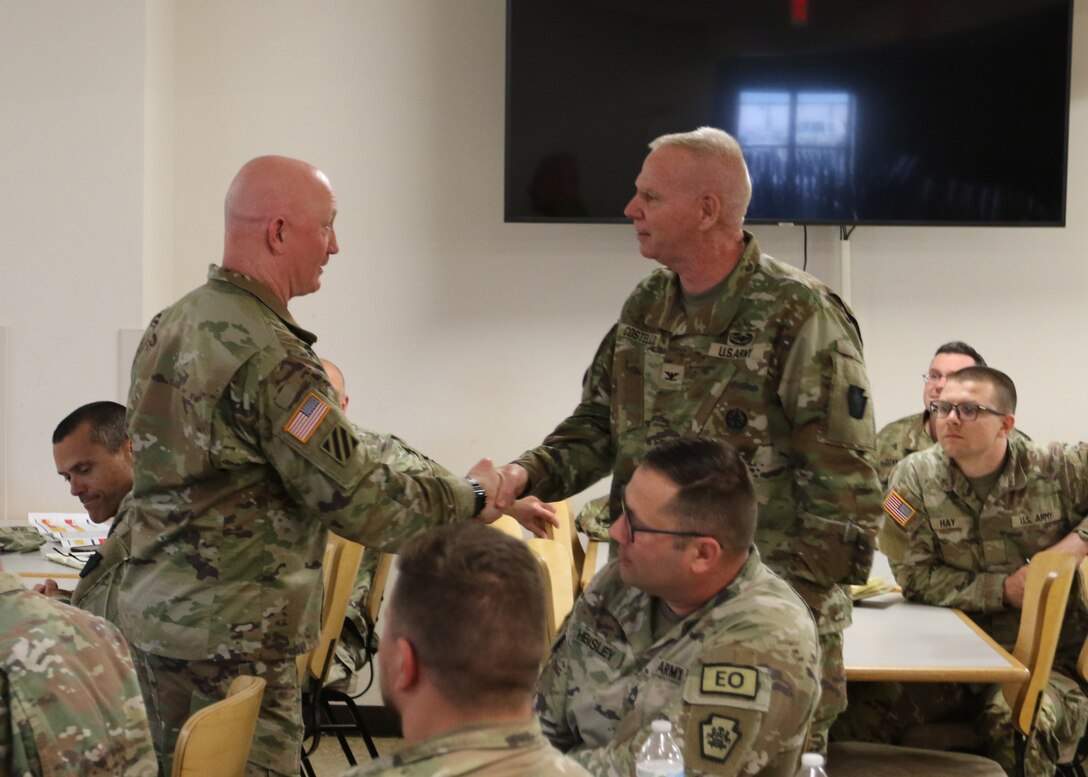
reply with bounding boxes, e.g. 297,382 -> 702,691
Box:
505,0 -> 1072,226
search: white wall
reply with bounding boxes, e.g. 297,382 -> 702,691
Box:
0,1 -> 147,521
2,0 -> 1087,522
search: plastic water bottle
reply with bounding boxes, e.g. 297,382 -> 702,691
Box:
636,719 -> 684,776
795,752 -> 829,777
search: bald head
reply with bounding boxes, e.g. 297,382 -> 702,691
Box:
320,358 -> 349,412
222,155 -> 339,305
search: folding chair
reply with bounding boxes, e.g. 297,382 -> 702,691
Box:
526,537 -> 575,642
299,534 -> 369,776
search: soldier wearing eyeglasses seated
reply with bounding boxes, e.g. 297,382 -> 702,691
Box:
875,341 -> 986,487
535,436 -> 820,777
880,365 -> 1088,776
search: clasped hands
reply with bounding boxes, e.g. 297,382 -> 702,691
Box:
467,460 -> 557,538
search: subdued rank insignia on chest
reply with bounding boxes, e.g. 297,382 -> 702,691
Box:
847,384 -> 868,419
284,393 -> 331,443
700,714 -> 740,762
883,489 -> 917,528
661,363 -> 685,385
700,664 -> 758,699
321,425 -> 358,465
725,409 -> 747,431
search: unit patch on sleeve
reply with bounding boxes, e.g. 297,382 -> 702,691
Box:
700,664 -> 759,699
700,714 -> 741,762
320,424 -> 358,465
883,489 -> 917,528
284,393 -> 331,443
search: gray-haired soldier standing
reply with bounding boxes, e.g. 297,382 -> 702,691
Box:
498,126 -> 880,752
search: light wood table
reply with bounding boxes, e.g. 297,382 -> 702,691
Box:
844,594 -> 1028,683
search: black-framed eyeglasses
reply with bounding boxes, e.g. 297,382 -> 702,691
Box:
620,493 -> 710,544
928,400 -> 1007,422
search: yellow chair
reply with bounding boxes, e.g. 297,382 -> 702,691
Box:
489,513 -> 525,539
171,675 -> 266,777
526,537 -> 575,642
580,539 -> 611,593
543,499 -> 584,593
830,550 -> 1078,777
300,534 -> 367,777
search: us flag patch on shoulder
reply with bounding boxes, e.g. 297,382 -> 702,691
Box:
284,393 -> 331,443
883,489 -> 917,528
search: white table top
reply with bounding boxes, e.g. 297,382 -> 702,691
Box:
844,595 -> 1027,683
1,547 -> 83,589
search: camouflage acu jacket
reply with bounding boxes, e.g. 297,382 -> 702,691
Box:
0,571 -> 156,776
341,719 -> 592,777
70,514 -> 131,624
118,265 -> 476,661
876,411 -> 933,488
535,548 -> 820,777
881,434 -> 1088,675
515,233 -> 880,628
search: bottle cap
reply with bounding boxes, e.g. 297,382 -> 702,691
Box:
651,719 -> 673,734
801,753 -> 825,767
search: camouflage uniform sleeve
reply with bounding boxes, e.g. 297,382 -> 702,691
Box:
534,631 -> 579,752
245,357 -> 476,547
1055,443 -> 1088,533
778,306 -> 882,588
0,672 -> 9,772
514,326 -> 618,500
880,461 -> 1006,612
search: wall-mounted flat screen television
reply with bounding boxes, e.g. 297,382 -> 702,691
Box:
505,0 -> 1072,226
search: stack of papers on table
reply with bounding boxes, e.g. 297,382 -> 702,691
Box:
28,513 -> 108,549
850,576 -> 901,601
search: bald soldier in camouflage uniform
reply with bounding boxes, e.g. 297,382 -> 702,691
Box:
881,366 -> 1088,775
0,563 -> 156,776
117,156 -> 520,776
536,437 -> 820,776
343,523 -> 591,777
499,127 -> 879,751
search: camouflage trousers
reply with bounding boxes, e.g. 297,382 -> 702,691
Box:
805,629 -> 845,756
830,673 -> 1088,776
129,646 -> 303,777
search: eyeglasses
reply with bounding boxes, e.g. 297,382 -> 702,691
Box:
922,372 -> 949,385
620,493 -> 711,544
928,400 -> 1007,422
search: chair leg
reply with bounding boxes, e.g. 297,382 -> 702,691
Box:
341,692 -> 379,759
321,696 -> 358,766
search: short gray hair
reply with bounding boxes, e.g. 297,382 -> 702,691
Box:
649,126 -> 752,229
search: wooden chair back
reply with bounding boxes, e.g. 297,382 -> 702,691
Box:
366,551 -> 395,626
171,675 -> 266,777
299,533 -> 364,684
526,536 -> 575,641
1001,550 -> 1077,737
543,499 -> 584,592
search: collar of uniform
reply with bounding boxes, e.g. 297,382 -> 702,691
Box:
601,544 -> 764,646
635,231 -> 760,335
904,411 -> 933,451
944,437 -> 1022,499
0,571 -> 25,595
206,264 -> 318,346
388,718 -> 548,769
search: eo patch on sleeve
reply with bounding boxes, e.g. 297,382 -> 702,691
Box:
284,392 -> 331,444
